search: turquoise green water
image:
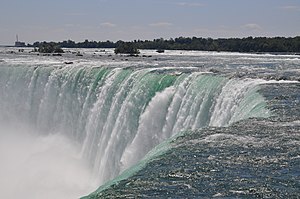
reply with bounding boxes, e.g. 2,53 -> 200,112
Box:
0,64 -> 272,198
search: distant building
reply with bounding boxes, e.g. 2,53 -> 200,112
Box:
15,35 -> 26,47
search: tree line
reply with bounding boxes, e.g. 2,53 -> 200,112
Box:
29,36 -> 300,53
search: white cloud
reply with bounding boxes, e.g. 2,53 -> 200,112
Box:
149,22 -> 173,27
242,23 -> 262,31
100,22 -> 116,28
281,5 -> 300,11
176,2 -> 204,7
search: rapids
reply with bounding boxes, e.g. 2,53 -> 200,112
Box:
0,48 -> 299,198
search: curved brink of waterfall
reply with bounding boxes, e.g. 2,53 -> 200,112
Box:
0,65 -> 271,196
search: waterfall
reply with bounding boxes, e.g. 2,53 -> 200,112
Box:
0,65 -> 270,185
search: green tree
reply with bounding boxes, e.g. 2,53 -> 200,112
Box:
114,42 -> 140,55
38,42 -> 64,53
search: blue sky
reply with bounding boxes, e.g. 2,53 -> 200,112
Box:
0,0 -> 299,44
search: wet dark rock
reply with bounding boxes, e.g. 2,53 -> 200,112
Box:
209,68 -> 220,73
275,75 -> 288,81
156,49 -> 165,53
142,55 -> 152,58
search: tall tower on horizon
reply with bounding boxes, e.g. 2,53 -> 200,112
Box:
15,34 -> 26,47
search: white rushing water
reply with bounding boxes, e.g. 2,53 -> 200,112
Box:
0,127 -> 97,199
0,49 -> 288,198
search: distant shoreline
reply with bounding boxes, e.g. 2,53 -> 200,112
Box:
1,47 -> 299,57
2,36 -> 300,53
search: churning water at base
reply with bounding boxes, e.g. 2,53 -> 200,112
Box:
2,49 -> 296,198
0,127 -> 98,199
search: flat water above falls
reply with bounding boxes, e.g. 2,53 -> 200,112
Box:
0,49 -> 299,198
90,118 -> 300,199
86,84 -> 300,199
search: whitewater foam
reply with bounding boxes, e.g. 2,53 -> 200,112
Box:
0,52 -> 285,197
0,127 -> 97,199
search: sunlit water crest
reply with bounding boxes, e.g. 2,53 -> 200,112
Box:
0,48 -> 299,198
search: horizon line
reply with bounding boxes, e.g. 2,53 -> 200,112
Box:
1,35 -> 299,46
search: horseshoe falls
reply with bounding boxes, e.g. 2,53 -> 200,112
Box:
0,49 -> 299,199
